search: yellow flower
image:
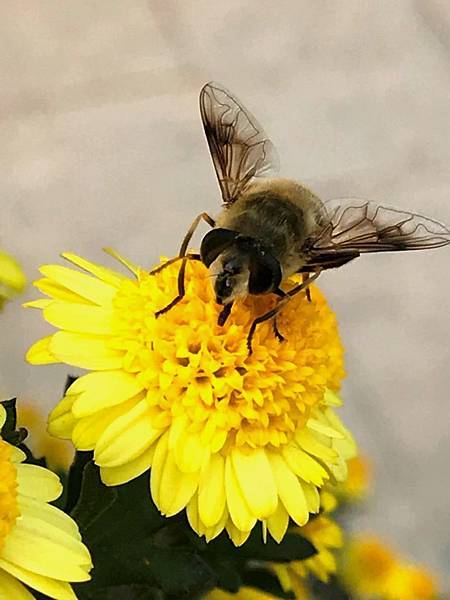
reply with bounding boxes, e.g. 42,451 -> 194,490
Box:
290,515 -> 343,582
26,251 -> 355,545
337,454 -> 372,502
18,402 -> 73,471
341,535 -> 438,600
341,536 -> 397,598
0,405 -> 92,600
0,250 -> 26,308
385,564 -> 438,600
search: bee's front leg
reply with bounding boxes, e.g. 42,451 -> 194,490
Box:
154,212 -> 215,317
272,317 -> 285,343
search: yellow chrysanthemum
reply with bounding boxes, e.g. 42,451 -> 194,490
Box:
0,405 -> 91,600
341,536 -> 438,600
385,564 -> 438,600
336,454 -> 372,502
26,251 -> 356,545
0,250 -> 26,309
18,402 -> 73,471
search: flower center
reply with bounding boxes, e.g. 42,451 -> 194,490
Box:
109,261 -> 344,451
0,440 -> 20,553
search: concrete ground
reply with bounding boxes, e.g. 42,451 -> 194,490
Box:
1,0 -> 449,582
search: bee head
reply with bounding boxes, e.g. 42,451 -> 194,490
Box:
200,228 -> 282,305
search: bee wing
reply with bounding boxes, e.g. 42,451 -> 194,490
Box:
304,199 -> 450,266
200,81 -> 279,205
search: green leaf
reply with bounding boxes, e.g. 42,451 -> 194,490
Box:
77,468 -> 166,549
241,567 -> 295,599
74,583 -> 164,600
203,558 -> 241,593
71,460 -> 117,532
310,578 -> 351,599
203,526 -> 317,563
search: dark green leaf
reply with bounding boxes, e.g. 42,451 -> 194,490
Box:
79,469 -> 166,549
71,460 -> 117,532
204,527 -> 317,563
310,577 -> 352,600
75,583 -> 164,600
241,567 -> 295,599
66,451 -> 95,513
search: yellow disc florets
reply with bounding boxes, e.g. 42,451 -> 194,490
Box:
0,439 -> 20,552
110,260 -> 344,452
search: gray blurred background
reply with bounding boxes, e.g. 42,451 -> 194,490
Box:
1,0 -> 449,580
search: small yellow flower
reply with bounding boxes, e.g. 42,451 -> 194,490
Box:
337,454 -> 372,502
26,251 -> 356,545
18,402 -> 73,471
385,564 -> 438,600
341,535 -> 439,600
0,405 -> 92,600
0,250 -> 26,309
341,536 -> 397,597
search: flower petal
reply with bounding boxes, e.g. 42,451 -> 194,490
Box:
282,445 -> 329,485
0,560 -> 77,600
231,447 -> 278,519
151,434 -> 199,516
224,455 -> 256,532
50,331 -> 123,370
62,253 -> 125,287
225,519 -> 251,547
296,429 -> 338,464
43,302 -> 114,335
103,247 -> 140,277
266,501 -> 289,543
173,429 -> 209,474
39,265 -> 117,306
95,399 -> 162,467
19,496 -> 80,538
70,371 -> 143,417
25,336 -> 58,365
198,453 -> 226,528
16,464 -> 62,502
70,398 -> 139,450
33,277 -> 92,304
2,516 -> 91,581
0,568 -> 34,600
268,452 -> 309,526
100,444 -> 155,486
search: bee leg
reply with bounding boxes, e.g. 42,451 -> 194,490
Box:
155,257 -> 188,317
218,302 -> 233,326
150,252 -> 200,276
150,212 -> 215,276
273,317 -> 285,343
247,272 -> 321,354
303,274 -> 312,302
247,302 -> 288,355
154,213 -> 215,316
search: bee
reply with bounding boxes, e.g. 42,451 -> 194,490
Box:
153,82 -> 450,352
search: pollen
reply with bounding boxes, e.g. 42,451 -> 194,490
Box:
0,440 -> 20,552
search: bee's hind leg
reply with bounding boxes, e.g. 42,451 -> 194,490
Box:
155,212 -> 215,317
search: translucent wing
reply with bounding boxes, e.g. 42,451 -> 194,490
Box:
200,81 -> 279,205
303,199 -> 450,269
